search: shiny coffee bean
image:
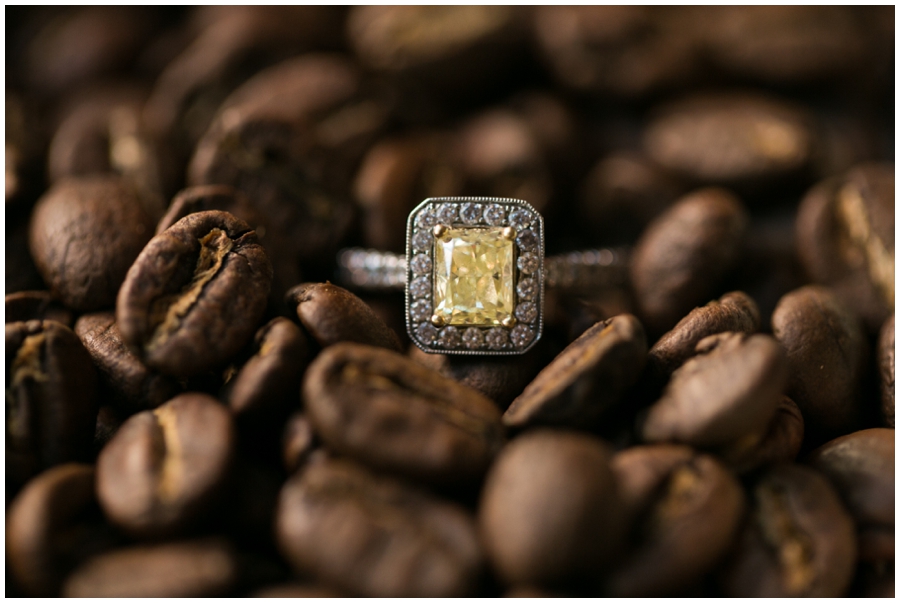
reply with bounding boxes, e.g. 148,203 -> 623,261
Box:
878,314 -> 894,427
479,430 -> 624,587
718,395 -> 805,475
504,315 -> 647,430
6,320 -> 98,486
719,464 -> 857,597
304,343 -> 504,487
28,175 -> 154,311
641,332 -> 787,449
5,290 -> 73,327
96,393 -> 235,538
117,210 -> 272,378
771,285 -> 866,442
276,458 -> 483,597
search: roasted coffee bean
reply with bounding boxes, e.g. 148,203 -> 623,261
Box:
641,332 -> 787,449
75,312 -> 181,413
718,395 -> 805,475
28,175 -> 154,311
605,445 -> 745,596
718,464 -> 857,597
304,343 -> 504,487
807,428 -> 894,563
479,430 -> 624,588
878,314 -> 894,427
6,464 -> 118,596
5,290 -> 73,326
504,315 -> 646,430
6,320 -> 98,486
96,393 -> 235,538
276,458 -> 483,597
282,412 -> 317,475
630,188 -> 749,335
62,538 -> 239,597
286,282 -> 401,352
117,210 -> 272,378
795,163 -> 894,332
647,291 -> 760,378
771,285 -> 866,442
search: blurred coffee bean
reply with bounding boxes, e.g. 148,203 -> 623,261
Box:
795,163 -> 894,332
94,405 -> 124,455
643,93 -> 812,190
6,320 -> 98,486
719,464 -> 857,597
63,538 -> 239,597
718,395 -> 805,475
117,210 -> 272,378
96,393 -> 235,539
878,314 -> 894,427
642,332 -> 787,449
5,290 -> 73,326
854,563 -> 895,598
504,315 -> 646,430
74,312 -> 181,414
253,582 -> 344,597
771,285 -> 867,442
6,464 -> 118,596
479,430 -> 624,588
304,343 -> 504,488
28,175 -> 154,311
286,282 -> 401,352
647,291 -> 760,379
282,412 -> 317,475
276,458 -> 483,597
6,92 -> 46,207
807,428 -> 894,563
218,455 -> 283,550
605,445 -> 745,596
630,187 -> 749,335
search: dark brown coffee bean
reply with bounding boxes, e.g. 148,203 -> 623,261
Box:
796,163 -> 894,332
286,282 -> 401,352
718,464 -> 857,597
304,342 -> 504,487
643,93 -> 812,188
5,290 -> 73,327
648,291 -> 760,378
117,210 -> 272,378
282,412 -> 317,475
878,314 -> 894,427
479,430 -> 624,587
276,458 -> 483,597
642,332 -> 787,449
630,187 -> 749,334
6,320 -> 98,486
504,315 -> 647,430
718,395 -> 805,475
75,312 -> 181,413
28,175 -> 154,311
6,464 -> 117,596
96,393 -> 235,538
771,285 -> 867,441
807,428 -> 894,563
62,538 -> 239,597
605,445 -> 745,596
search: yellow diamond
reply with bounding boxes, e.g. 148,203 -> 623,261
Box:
434,227 -> 514,326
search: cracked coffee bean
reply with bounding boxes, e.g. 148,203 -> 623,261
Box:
117,210 -> 272,378
878,314 -> 894,427
718,395 -> 805,475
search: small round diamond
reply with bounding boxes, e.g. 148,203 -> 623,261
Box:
437,203 -> 458,224
517,278 -> 537,301
484,204 -> 506,225
509,209 -> 532,230
411,230 -> 432,251
416,322 -> 438,345
462,327 -> 484,349
410,299 -> 432,322
409,276 -> 431,298
485,328 -> 508,350
438,327 -> 461,348
410,253 -> 432,275
517,252 -> 538,275
415,206 -> 437,229
510,325 -> 534,348
516,229 -> 538,251
460,203 -> 483,224
515,302 -> 537,323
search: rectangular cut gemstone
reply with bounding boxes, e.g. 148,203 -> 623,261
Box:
434,227 -> 515,326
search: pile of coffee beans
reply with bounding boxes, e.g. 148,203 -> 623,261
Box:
6,6 -> 894,596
